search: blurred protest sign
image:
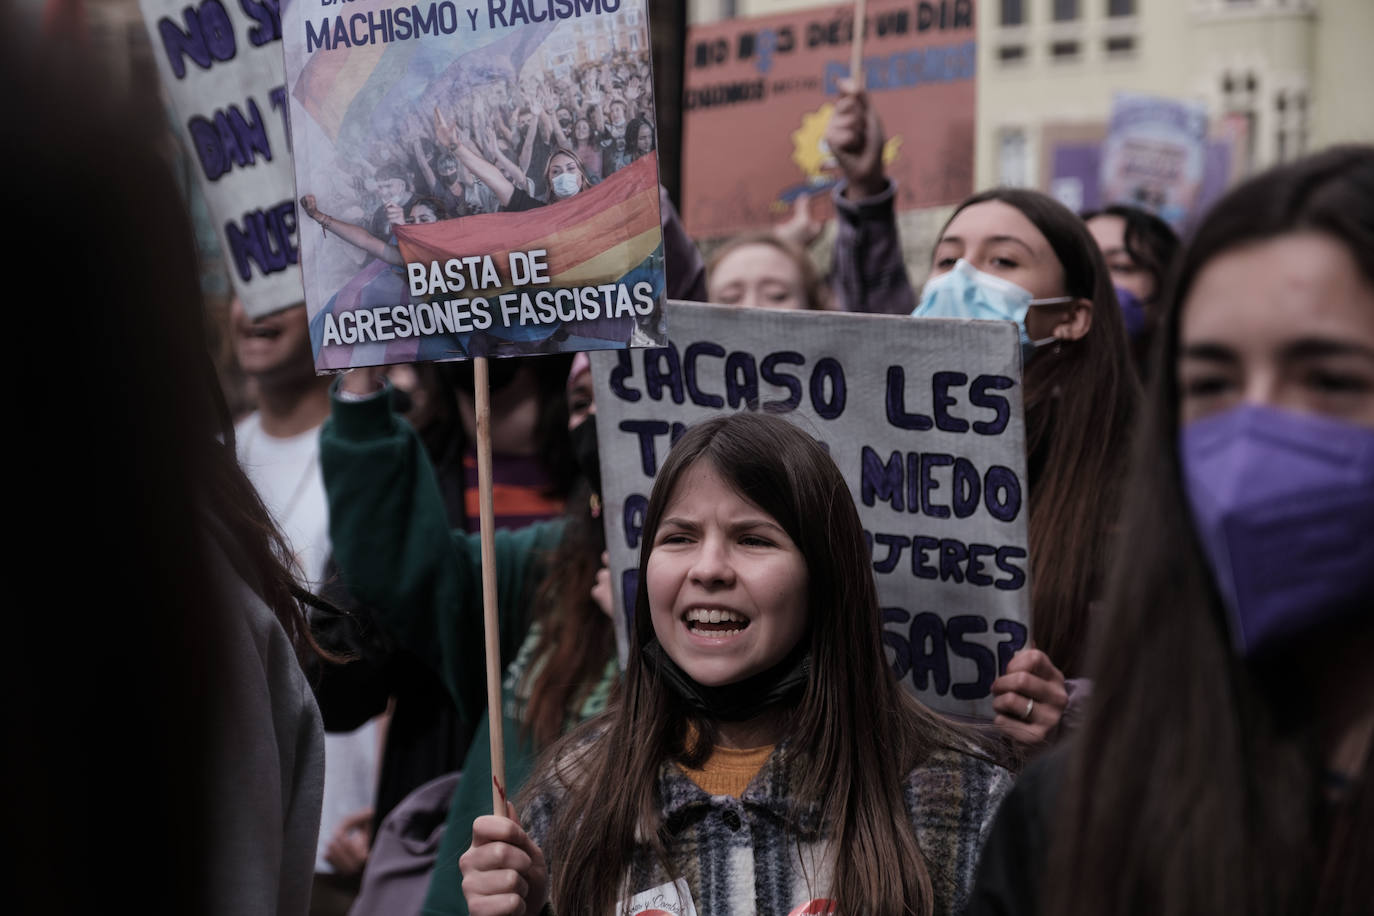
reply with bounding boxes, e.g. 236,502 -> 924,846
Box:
592,302 -> 1031,720
1100,92 -> 1209,231
681,0 -> 976,240
140,0 -> 302,319
281,0 -> 667,371
1041,116 -> 1247,236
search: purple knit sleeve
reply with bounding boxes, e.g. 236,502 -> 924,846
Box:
660,186 -> 707,303
828,178 -> 918,315
1060,677 -> 1094,734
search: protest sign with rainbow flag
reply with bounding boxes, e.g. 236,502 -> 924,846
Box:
282,0 -> 667,370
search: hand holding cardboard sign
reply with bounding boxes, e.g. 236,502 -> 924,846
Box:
825,78 -> 887,201
990,647 -> 1068,747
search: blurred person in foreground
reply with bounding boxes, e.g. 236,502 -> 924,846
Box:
7,43 -> 326,915
965,145 -> 1374,916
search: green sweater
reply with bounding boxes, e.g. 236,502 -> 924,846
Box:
320,389 -> 615,915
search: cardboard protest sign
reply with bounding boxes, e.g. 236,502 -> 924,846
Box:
281,0 -> 667,371
141,0 -> 303,319
591,302 -> 1031,720
681,0 -> 976,241
1101,92 -> 1209,231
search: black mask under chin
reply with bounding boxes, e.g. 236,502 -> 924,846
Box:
641,637 -> 811,722
568,414 -> 601,497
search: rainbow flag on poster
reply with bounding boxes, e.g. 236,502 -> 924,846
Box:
282,0 -> 667,371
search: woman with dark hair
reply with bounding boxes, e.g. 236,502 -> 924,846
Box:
965,145 -> 1374,916
1082,203 -> 1182,372
707,233 -> 828,311
828,84 -> 1139,748
625,115 -> 655,163
461,412 -> 1013,916
916,188 -> 1139,704
571,117 -> 604,182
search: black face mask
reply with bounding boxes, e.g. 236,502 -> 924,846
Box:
641,637 -> 811,722
569,414 -> 601,497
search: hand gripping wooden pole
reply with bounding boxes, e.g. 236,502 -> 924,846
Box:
474,356 -> 508,816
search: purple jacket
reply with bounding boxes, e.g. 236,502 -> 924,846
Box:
661,186 -> 707,303
828,177 -> 918,315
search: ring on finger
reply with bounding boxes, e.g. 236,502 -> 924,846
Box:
1023,697 -> 1035,721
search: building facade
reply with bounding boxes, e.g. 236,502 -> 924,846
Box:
979,0 -> 1374,190
692,0 -> 1374,191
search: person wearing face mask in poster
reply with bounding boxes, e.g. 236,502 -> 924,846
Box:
422,150 -> 479,221
964,145 -> 1374,916
1082,204 -> 1181,377
368,163 -> 417,241
826,82 -> 1139,754
319,353 -> 620,916
435,109 -> 590,213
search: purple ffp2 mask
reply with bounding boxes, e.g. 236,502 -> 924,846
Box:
1114,286 -> 1146,341
1180,405 -> 1374,658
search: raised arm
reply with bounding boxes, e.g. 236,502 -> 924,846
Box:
824,79 -> 917,315
320,370 -> 564,726
517,96 -> 540,174
411,134 -> 439,196
436,109 -> 516,208
300,194 -> 402,266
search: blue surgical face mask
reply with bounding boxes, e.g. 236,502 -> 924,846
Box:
913,259 -> 1074,364
551,171 -> 581,199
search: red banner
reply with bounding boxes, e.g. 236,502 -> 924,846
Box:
681,0 -> 977,240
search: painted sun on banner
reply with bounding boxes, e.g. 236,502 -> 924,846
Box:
281,0 -> 667,370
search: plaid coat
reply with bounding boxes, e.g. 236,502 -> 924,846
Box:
525,742 -> 1013,916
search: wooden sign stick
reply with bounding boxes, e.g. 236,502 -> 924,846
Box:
851,0 -> 868,88
474,355 -> 508,816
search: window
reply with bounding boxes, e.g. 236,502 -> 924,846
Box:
1001,0 -> 1025,26
1105,35 -> 1136,54
1274,89 -> 1308,163
1051,40 -> 1080,59
998,45 -> 1027,63
1220,69 -> 1260,171
1107,0 -> 1135,15
1053,0 -> 1079,22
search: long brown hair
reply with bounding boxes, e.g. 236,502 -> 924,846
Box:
524,412 -> 986,916
521,476 -> 615,748
1045,146 -> 1374,916
935,189 -> 1140,677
